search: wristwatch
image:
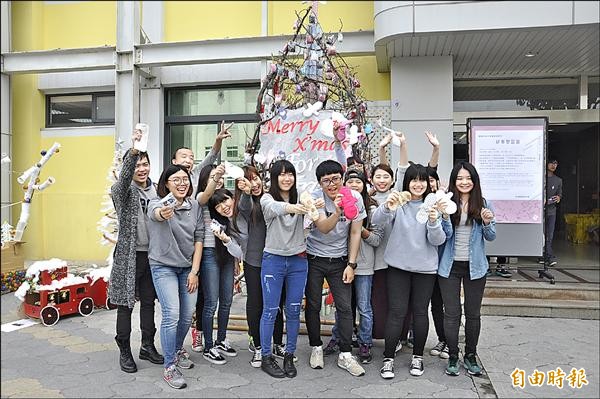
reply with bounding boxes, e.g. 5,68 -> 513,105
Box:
347,262 -> 357,270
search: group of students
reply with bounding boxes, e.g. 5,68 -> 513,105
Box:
108,124 -> 496,390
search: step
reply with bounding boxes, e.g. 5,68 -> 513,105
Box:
481,297 -> 599,320
484,281 -> 600,301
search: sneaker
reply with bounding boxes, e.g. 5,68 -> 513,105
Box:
380,358 -> 395,379
215,339 -> 238,357
445,355 -> 460,376
486,269 -> 493,277
395,341 -> 403,353
191,328 -> 203,353
163,364 -> 186,389
358,344 -> 373,364
537,257 -> 545,264
273,344 -> 297,362
409,355 -> 424,376
337,352 -> 365,377
250,347 -> 262,368
549,259 -> 558,267
248,335 -> 256,353
439,344 -> 450,359
323,338 -> 339,356
176,348 -> 194,369
261,355 -> 286,378
351,333 -> 359,348
464,353 -> 483,376
430,341 -> 446,356
283,352 -> 297,378
203,347 -> 227,365
495,267 -> 512,278
310,346 -> 324,369
406,331 -> 414,349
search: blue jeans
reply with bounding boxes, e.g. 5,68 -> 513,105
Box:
331,275 -> 373,346
201,248 -> 234,349
260,252 -> 308,356
150,264 -> 197,368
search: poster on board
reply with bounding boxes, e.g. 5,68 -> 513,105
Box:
470,120 -> 545,224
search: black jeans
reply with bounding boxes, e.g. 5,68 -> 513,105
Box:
116,251 -> 157,344
245,263 -> 284,348
193,276 -> 204,330
545,213 -> 557,259
438,261 -> 486,357
305,255 -> 353,353
383,267 -> 436,358
430,277 -> 446,342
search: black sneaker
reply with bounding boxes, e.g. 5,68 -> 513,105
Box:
464,353 -> 483,376
323,338 -> 339,356
203,347 -> 227,365
495,267 -> 512,278
215,339 -> 237,357
283,352 -> 297,378
445,355 -> 460,376
351,333 -> 359,348
358,344 -> 373,364
549,259 -> 558,267
261,355 -> 286,378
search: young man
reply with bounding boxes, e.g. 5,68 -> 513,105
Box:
171,121 -> 233,198
543,158 -> 563,266
109,129 -> 163,373
305,160 -> 367,377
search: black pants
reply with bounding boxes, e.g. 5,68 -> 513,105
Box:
116,251 -> 157,344
430,277 -> 446,342
245,263 -> 284,348
383,267 -> 436,358
371,269 -> 388,339
438,261 -> 486,357
305,255 -> 353,353
194,275 -> 204,330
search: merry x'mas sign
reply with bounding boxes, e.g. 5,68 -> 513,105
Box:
259,107 -> 349,193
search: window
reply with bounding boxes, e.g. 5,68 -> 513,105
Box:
226,146 -> 239,160
47,93 -> 115,127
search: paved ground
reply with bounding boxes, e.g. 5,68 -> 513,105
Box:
1,290 -> 598,398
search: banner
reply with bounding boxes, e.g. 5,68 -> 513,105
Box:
258,108 -> 347,193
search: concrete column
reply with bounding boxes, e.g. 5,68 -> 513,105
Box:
1,0 -> 12,223
390,56 -> 454,184
115,1 -> 141,147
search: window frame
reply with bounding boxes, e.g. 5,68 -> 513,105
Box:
46,92 -> 115,128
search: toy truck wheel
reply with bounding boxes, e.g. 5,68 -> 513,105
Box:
40,305 -> 60,326
78,297 -> 94,316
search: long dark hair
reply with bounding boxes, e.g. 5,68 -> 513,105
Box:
269,160 -> 298,204
197,164 -> 216,193
207,188 -> 236,267
448,161 -> 484,226
232,165 -> 263,233
402,163 -> 432,200
156,164 -> 193,198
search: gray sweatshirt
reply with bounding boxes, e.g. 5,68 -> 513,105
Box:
372,199 -> 446,274
135,181 -> 157,251
260,193 -> 306,256
354,205 -> 384,276
237,193 -> 267,267
372,190 -> 392,271
147,197 -> 204,267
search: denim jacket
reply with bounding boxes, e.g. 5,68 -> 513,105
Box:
438,201 -> 496,280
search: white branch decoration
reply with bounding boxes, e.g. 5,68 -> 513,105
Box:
14,143 -> 61,241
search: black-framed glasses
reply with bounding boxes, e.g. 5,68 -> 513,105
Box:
321,176 -> 342,186
168,177 -> 190,185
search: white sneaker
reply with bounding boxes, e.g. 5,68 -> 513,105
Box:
380,358 -> 395,379
310,346 -> 324,369
337,352 -> 365,377
439,345 -> 450,359
430,341 -> 445,356
250,348 -> 262,368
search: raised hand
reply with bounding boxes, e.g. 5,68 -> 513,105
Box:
217,121 -> 234,141
379,133 -> 393,148
237,177 -> 252,195
481,208 -> 494,224
428,207 -> 439,223
425,131 -> 439,148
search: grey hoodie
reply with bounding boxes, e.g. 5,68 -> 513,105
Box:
260,193 -> 306,256
354,205 -> 384,276
147,197 -> 204,267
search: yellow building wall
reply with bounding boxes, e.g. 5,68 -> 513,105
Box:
164,1 -> 262,41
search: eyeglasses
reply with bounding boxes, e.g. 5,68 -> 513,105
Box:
168,177 -> 190,186
321,176 -> 342,186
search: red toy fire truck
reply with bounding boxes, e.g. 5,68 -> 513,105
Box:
17,260 -> 116,326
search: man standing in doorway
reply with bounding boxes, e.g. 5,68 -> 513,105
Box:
543,158 -> 563,266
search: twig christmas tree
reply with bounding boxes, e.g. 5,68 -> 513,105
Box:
97,140 -> 125,251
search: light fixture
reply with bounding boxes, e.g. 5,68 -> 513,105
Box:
525,52 -> 537,58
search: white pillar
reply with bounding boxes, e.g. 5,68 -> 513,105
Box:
1,0 -> 12,223
115,1 -> 141,147
390,56 -> 454,183
580,75 -> 588,110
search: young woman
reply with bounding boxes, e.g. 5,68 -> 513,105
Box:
438,162 -> 496,377
196,164 -> 239,365
232,166 -> 286,368
259,160 -> 309,379
147,164 -> 203,390
372,163 -> 448,379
